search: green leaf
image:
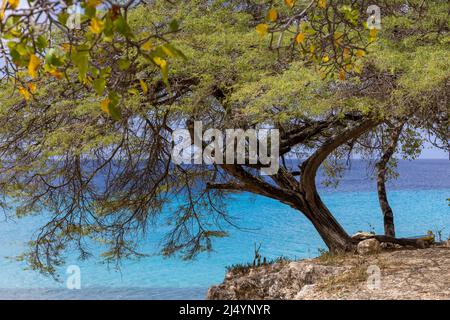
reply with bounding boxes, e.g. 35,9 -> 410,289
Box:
113,16 -> 132,37
161,43 -> 187,60
85,6 -> 96,18
71,49 -> 89,81
58,12 -> 69,26
36,36 -> 48,51
45,49 -> 64,67
118,58 -> 131,70
93,78 -> 106,95
106,91 -> 121,120
169,19 -> 179,32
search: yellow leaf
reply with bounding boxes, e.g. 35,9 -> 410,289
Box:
369,28 -> 378,39
60,43 -> 72,53
49,69 -> 63,79
154,57 -> 169,84
87,0 -> 102,8
153,57 -> 167,69
322,55 -> 329,63
153,57 -> 168,83
101,98 -> 111,114
284,0 -> 295,8
128,88 -> 139,95
339,69 -> 346,81
28,54 -> 41,79
255,23 -> 269,37
343,48 -> 350,58
28,83 -> 36,93
334,32 -> 343,46
318,0 -> 326,9
355,49 -> 365,58
90,17 -> 104,34
18,87 -> 30,101
267,8 -> 277,22
139,79 -> 148,94
8,0 -> 19,10
0,0 -> 6,20
295,32 -> 306,44
161,45 -> 176,57
141,40 -> 153,52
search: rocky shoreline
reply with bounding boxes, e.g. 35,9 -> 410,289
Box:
207,241 -> 450,300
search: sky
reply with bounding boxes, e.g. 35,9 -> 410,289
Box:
419,141 -> 448,159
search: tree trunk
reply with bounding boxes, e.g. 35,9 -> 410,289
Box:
376,170 -> 395,237
376,123 -> 404,238
299,119 -> 379,253
299,192 -> 356,252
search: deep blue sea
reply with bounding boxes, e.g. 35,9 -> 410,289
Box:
0,160 -> 448,299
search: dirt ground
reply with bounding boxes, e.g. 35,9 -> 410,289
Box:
307,247 -> 450,300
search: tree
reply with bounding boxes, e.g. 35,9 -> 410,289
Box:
0,0 -> 183,117
0,0 -> 448,275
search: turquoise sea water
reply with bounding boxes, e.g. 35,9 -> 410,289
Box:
0,160 -> 448,299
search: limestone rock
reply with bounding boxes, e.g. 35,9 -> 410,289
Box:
207,247 -> 450,300
207,261 -> 345,300
380,242 -> 402,249
357,238 -> 381,255
351,232 -> 376,241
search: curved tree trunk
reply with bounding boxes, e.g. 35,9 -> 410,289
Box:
299,119 -> 380,253
376,123 -> 404,238
299,192 -> 356,252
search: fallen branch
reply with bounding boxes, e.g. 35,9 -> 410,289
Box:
373,235 -> 430,249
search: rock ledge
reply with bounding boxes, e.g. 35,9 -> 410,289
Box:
207,247 -> 450,300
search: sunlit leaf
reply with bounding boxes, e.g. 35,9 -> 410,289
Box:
48,69 -> 63,79
140,79 -> 148,94
101,98 -> 111,114
343,48 -> 350,59
153,57 -> 168,85
90,17 -> 104,34
355,49 -> 365,57
141,41 -> 153,52
28,54 -> 41,79
334,32 -> 343,46
161,43 -> 187,60
256,23 -> 269,37
27,83 -> 36,93
18,87 -> 30,101
295,32 -> 306,44
100,92 -> 121,120
267,9 -> 277,22
0,0 -> 7,20
284,0 -> 295,8
87,0 -> 102,8
8,0 -> 19,10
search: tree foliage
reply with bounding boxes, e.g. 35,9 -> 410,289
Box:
0,0 -> 184,119
0,0 -> 448,275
